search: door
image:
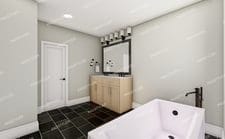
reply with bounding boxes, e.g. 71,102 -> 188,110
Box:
42,41 -> 68,111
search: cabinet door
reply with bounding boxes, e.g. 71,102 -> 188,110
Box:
110,86 -> 120,112
103,85 -> 111,109
90,80 -> 97,104
96,85 -> 103,105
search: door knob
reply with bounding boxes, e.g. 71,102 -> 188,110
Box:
60,78 -> 66,81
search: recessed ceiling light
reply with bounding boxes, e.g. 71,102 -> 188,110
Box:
63,14 -> 73,19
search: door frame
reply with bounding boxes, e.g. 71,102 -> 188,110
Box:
41,41 -> 69,111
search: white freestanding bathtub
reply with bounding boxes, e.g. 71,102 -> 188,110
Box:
88,99 -> 205,139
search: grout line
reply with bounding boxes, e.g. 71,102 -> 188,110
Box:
60,125 -> 74,132
38,115 -> 54,125
47,112 -> 66,139
60,109 -> 87,138
80,104 -> 119,125
37,127 -> 43,139
71,107 -> 97,128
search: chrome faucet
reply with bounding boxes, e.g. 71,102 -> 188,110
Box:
185,87 -> 203,108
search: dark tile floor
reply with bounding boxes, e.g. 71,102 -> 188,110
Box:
19,102 -> 220,139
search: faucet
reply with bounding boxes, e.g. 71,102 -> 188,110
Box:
185,87 -> 203,108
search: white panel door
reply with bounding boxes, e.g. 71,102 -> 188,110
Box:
42,42 -> 67,111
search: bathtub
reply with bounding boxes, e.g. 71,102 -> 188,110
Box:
88,99 -> 205,139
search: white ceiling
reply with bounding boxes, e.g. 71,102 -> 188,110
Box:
37,0 -> 202,37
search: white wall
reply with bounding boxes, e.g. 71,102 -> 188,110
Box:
224,0 -> 225,130
132,0 -> 223,127
0,0 -> 37,131
38,21 -> 101,106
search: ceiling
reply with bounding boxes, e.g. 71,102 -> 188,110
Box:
37,0 -> 202,37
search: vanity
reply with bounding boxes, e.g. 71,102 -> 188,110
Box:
90,39 -> 133,113
90,75 -> 133,113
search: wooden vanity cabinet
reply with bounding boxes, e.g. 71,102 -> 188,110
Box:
90,76 -> 133,113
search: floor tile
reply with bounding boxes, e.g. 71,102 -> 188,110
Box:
78,123 -> 95,136
42,129 -> 63,139
80,103 -> 98,111
73,107 -> 87,114
71,117 -> 89,127
59,107 -> 73,114
65,111 -> 80,119
93,111 -> 111,120
62,127 -> 84,139
19,132 -> 41,139
51,114 -> 67,123
39,121 -> 57,134
97,107 -> 112,113
103,116 -> 117,122
38,112 -> 49,118
69,105 -> 81,110
79,111 -> 95,120
38,114 -> 52,124
56,119 -> 74,131
104,110 -> 120,117
48,109 -> 61,116
205,134 -> 220,139
88,116 -> 104,126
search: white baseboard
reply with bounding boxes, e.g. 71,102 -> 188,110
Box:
38,106 -> 43,114
38,96 -> 90,114
66,96 -> 90,106
133,101 -> 224,138
0,121 -> 39,139
206,123 -> 224,138
222,130 -> 224,139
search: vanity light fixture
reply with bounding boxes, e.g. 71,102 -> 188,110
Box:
126,27 -> 132,36
119,29 -> 125,40
100,27 -> 132,45
104,35 -> 110,44
109,33 -> 114,41
63,14 -> 73,19
114,32 -> 119,40
100,37 -> 105,45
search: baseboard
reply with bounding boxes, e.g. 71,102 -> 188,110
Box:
132,102 -> 142,108
66,96 -> 90,107
133,101 -> 224,138
222,130 -> 224,139
38,96 -> 90,114
38,106 -> 43,114
0,121 -> 39,139
206,123 -> 224,138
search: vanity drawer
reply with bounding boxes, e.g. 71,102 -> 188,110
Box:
110,78 -> 120,86
102,78 -> 120,86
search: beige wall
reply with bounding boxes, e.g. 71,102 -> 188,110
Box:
132,0 -> 223,127
38,21 -> 101,106
0,0 -> 37,131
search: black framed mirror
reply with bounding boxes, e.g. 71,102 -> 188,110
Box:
102,39 -> 131,75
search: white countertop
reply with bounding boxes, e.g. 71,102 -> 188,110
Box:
91,74 -> 132,79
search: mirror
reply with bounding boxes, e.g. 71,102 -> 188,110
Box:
103,40 -> 131,74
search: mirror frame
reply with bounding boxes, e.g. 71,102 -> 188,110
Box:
102,39 -> 131,75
